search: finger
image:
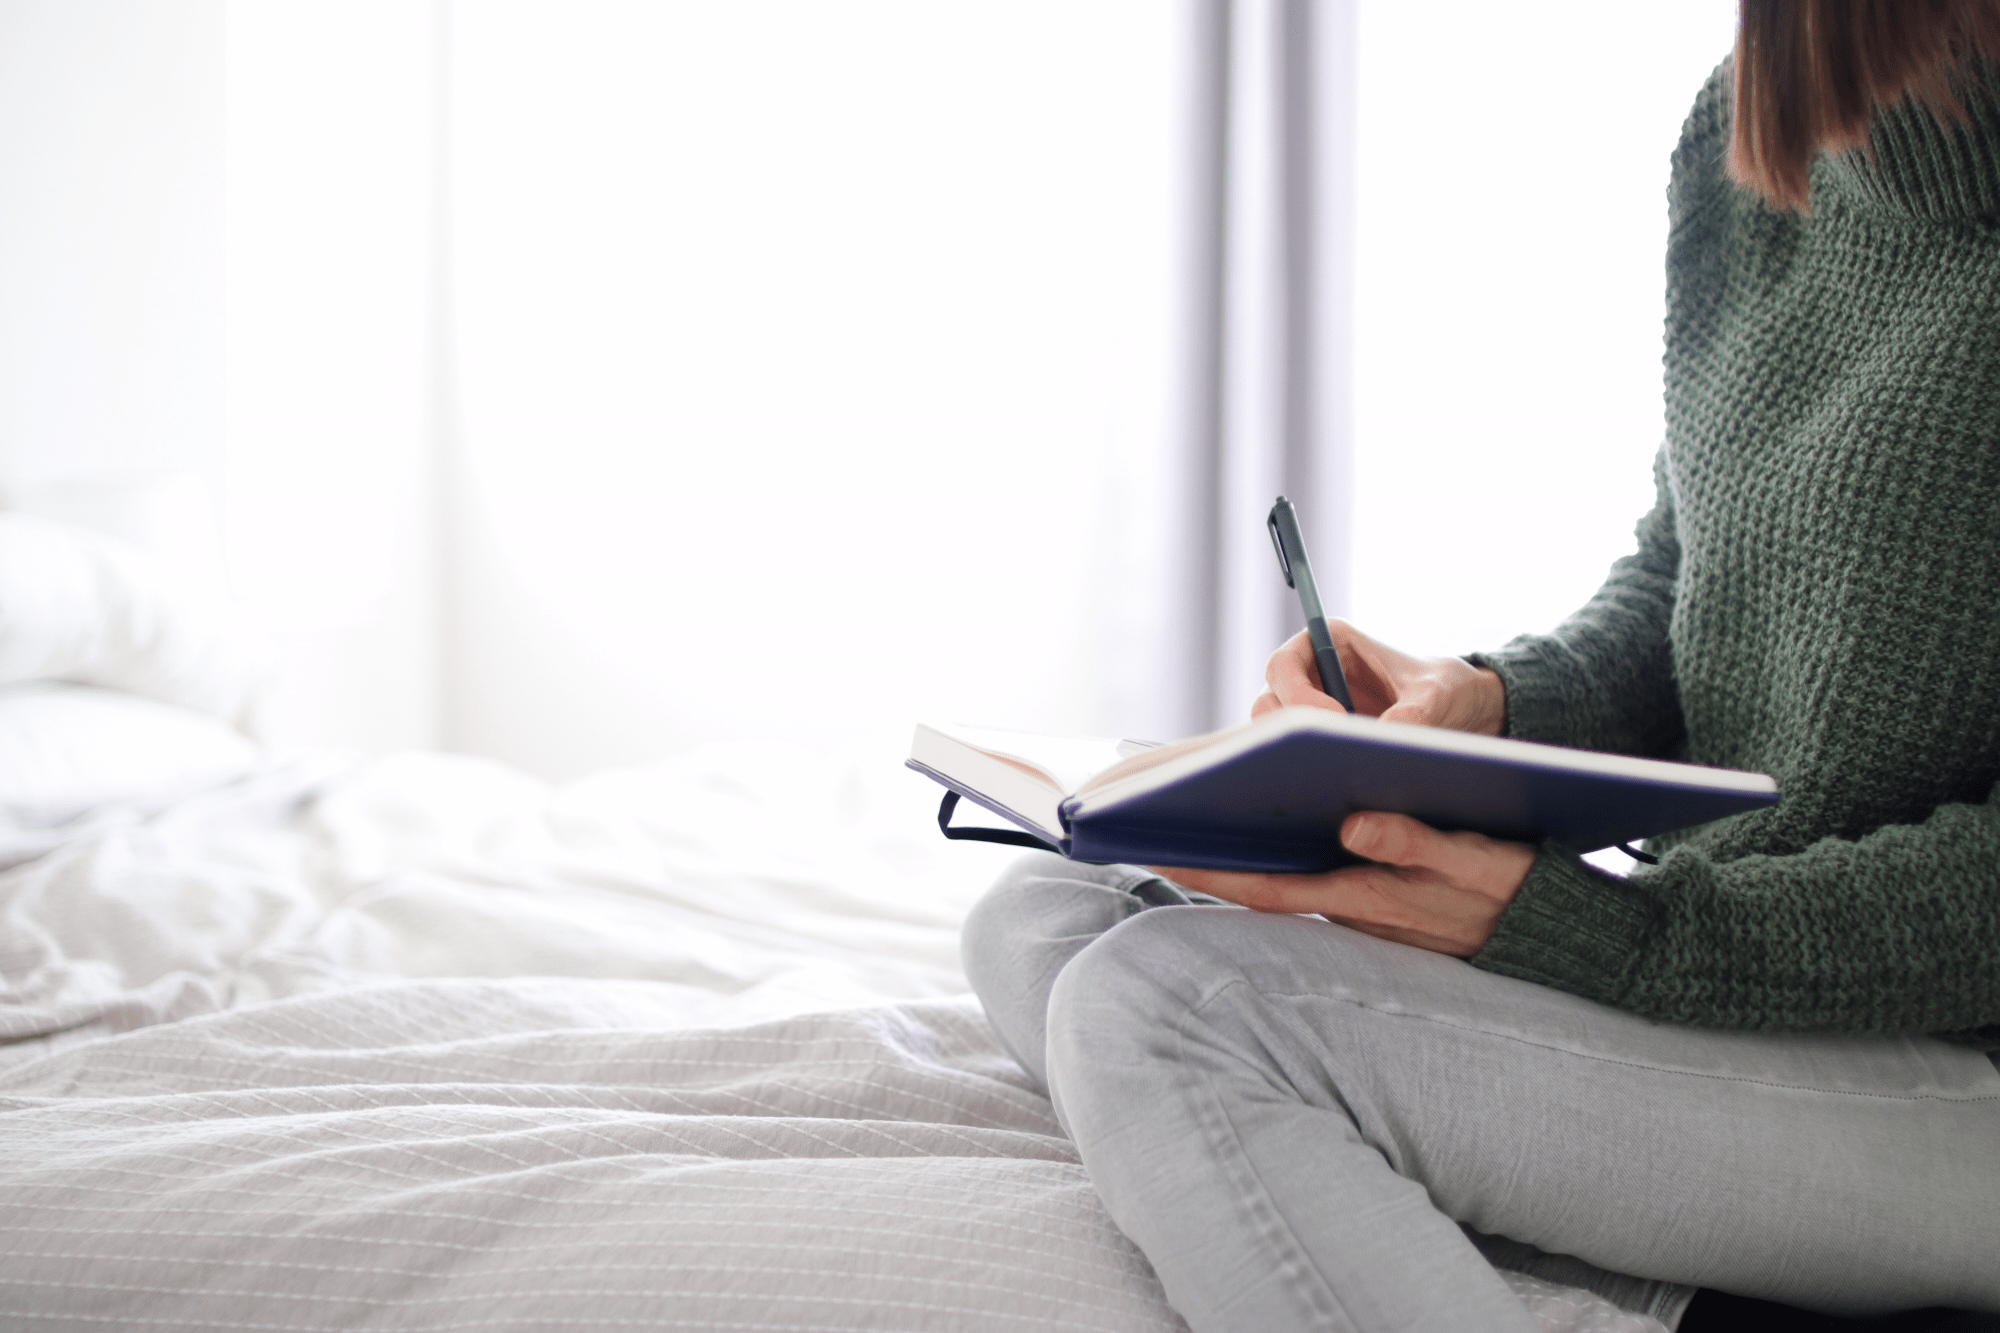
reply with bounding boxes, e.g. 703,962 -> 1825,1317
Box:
1342,811 -> 1491,879
1155,858 -> 1509,953
1251,690 -> 1283,719
1319,908 -> 1486,958
1146,865 -> 1334,915
1342,812 -> 1529,889
1325,619 -> 1416,718
1147,864 -> 1260,902
1322,619 -> 1378,697
1340,811 -> 1438,867
1264,631 -> 1314,693
1265,632 -> 1348,713
1237,864 -> 1429,921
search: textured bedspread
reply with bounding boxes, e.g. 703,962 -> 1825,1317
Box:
0,747 -> 1664,1331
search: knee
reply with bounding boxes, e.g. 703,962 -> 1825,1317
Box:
960,854 -> 1177,988
959,852 -> 1089,994
1043,909 -> 1398,1111
1048,901 -> 1310,1018
1044,906 -> 1243,1070
963,854 -> 1192,1090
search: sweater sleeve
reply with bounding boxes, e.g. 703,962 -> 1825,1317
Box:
1472,796 -> 2000,1044
1465,450 -> 1687,760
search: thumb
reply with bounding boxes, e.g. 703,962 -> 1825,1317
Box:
1340,812 -> 1438,867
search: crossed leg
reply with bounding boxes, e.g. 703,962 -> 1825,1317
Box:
964,854 -> 2000,1333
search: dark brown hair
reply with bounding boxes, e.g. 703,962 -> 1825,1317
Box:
1730,0 -> 2000,211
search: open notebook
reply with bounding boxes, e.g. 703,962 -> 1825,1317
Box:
908,707 -> 1778,873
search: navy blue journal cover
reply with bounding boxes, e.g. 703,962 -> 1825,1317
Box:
909,710 -> 1779,874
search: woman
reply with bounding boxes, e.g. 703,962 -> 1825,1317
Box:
961,3 -> 2000,1330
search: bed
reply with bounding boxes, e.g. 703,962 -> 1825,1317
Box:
0,512 -> 1666,1332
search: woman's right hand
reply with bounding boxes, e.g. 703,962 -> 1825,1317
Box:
1252,622 -> 1507,736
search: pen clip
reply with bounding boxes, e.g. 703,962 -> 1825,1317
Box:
1267,502 -> 1297,589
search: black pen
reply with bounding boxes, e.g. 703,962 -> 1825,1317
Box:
1266,496 -> 1357,713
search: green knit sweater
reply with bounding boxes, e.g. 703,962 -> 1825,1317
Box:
1466,64 -> 2000,1047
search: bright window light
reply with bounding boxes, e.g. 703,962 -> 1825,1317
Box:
1350,0 -> 1740,659
447,1 -> 1178,777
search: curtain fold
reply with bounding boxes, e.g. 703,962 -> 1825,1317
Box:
1186,0 -> 1357,732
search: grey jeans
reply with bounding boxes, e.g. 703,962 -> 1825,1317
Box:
961,853 -> 2000,1333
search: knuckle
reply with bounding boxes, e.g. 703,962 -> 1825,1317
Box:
1349,870 -> 1415,922
1372,817 -> 1419,864
1241,882 -> 1283,912
1405,680 -> 1446,720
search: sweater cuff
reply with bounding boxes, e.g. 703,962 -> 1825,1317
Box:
1471,844 -> 1657,1008
1464,648 -> 1586,748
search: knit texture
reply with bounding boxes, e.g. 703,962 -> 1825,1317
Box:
1467,63 -> 2000,1045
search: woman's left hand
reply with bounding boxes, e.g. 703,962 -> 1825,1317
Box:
1151,812 -> 1535,957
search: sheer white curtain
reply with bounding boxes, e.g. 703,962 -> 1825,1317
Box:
437,0 -> 1372,770
1112,0 -> 1742,722
1,1 -> 1744,778
220,0 -> 1194,774
442,2 -> 1184,777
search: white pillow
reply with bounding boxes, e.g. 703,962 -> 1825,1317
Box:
0,683 -> 262,869
0,513 -> 269,725
0,682 -> 261,819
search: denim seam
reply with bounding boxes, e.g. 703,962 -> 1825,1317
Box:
1180,980 -> 1749,1332
1255,984 -> 2000,1105
1106,866 -> 1176,900
1174,977 -> 1362,1333
1244,983 -> 1984,1324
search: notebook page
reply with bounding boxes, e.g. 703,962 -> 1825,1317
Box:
924,724 -> 1128,795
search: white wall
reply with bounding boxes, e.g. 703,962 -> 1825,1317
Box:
0,0 -> 224,491
0,0 -> 439,756
223,0 -> 439,754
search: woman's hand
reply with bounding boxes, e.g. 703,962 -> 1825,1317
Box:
1253,622 -> 1507,736
1151,812 -> 1534,957
1214,622 -> 1526,954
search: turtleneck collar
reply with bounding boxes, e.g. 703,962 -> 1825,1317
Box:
1815,70 -> 2000,221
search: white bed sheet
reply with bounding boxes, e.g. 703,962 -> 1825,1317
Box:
0,740 -> 1665,1332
